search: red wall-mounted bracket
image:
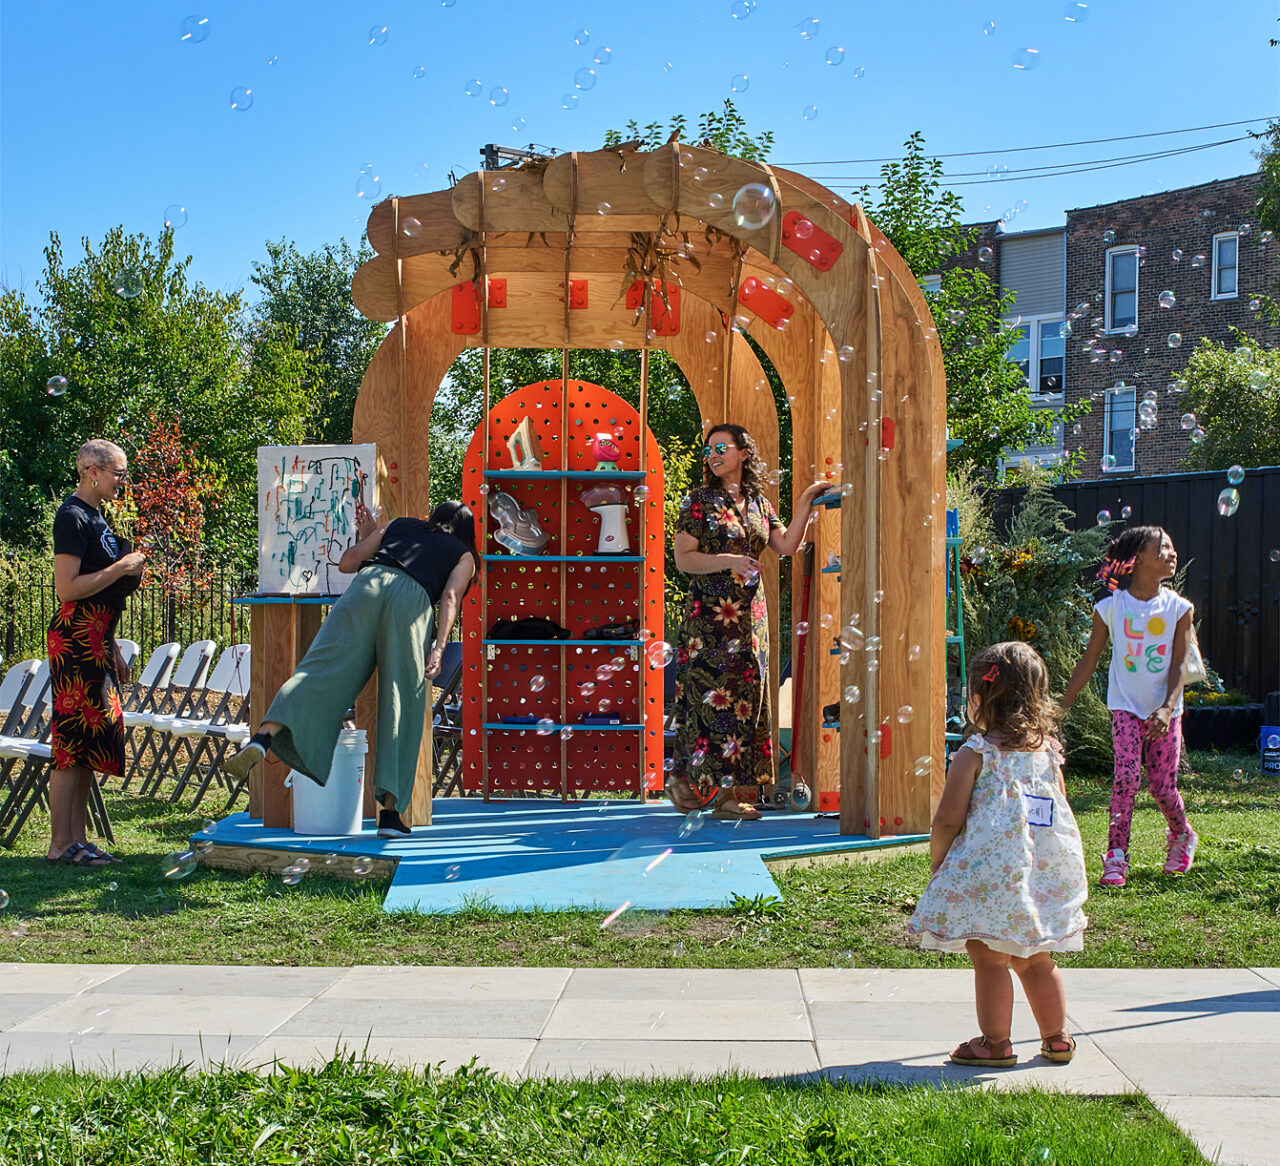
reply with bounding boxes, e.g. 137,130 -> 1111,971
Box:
625,280 -> 681,335
451,279 -> 506,333
781,211 -> 843,271
487,278 -> 507,308
881,417 -> 896,452
565,279 -> 588,309
737,276 -> 795,330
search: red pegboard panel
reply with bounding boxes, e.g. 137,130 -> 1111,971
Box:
459,380 -> 666,798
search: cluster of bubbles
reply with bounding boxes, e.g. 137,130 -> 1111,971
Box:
560,37 -> 612,110
1216,465 -> 1245,518
356,164 -> 381,201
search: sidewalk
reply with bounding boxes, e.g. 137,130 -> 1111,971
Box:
2,963 -> 1277,1165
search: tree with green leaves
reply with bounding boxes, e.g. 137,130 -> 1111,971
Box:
859,132 -> 1087,475
0,227 -> 312,566
1176,331 -> 1280,470
247,238 -> 389,443
1250,118 -> 1280,326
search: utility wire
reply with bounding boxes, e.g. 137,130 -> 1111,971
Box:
816,137 -> 1251,188
775,116 -> 1276,167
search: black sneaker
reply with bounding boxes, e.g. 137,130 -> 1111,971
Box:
376,810 -> 412,838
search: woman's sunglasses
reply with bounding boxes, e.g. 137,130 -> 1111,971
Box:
703,442 -> 738,458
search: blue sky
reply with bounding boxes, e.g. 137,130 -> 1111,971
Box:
2,0 -> 1276,301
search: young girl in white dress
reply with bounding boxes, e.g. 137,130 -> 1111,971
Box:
909,641 -> 1088,1067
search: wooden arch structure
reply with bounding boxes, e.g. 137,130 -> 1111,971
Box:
349,144 -> 947,837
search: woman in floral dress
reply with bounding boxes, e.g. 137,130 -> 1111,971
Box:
46,439 -> 145,865
669,424 -> 828,819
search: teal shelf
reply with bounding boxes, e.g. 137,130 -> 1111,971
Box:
232,594 -> 336,606
484,470 -> 647,480
482,639 -> 644,647
483,722 -> 642,732
945,537 -> 963,548
814,492 -> 843,510
820,564 -> 842,575
482,554 -> 643,563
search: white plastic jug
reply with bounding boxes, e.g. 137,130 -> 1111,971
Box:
291,729 -> 368,836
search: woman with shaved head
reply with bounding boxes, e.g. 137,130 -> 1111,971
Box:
45,439 -> 145,866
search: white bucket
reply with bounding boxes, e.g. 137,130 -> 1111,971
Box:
291,729 -> 368,836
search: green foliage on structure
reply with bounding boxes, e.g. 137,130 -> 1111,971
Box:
1176,331 -> 1280,471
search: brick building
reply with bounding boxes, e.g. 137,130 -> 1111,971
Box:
965,173 -> 1280,477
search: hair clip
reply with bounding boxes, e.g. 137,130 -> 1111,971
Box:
983,664 -> 1000,682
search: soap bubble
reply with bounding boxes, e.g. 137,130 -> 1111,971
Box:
561,93 -> 579,110
0,890 -> 7,909
987,163 -> 1009,180
1025,1148 -> 1054,1166
730,0 -> 756,15
464,79 -> 482,96
45,376 -> 68,397
802,105 -> 818,121
1102,229 -> 1116,245
579,681 -> 597,697
593,46 -> 612,65
111,269 -> 143,299
795,622 -> 809,636
368,25 -> 388,45
401,216 -> 422,238
1216,488 -> 1240,517
1268,734 -> 1280,749
838,345 -> 855,362
529,674 -> 546,693
1250,297 -> 1262,311
1101,454 -> 1117,470
732,183 -> 776,230
1121,505 -> 1132,519
1158,290 -> 1176,309
574,67 -> 596,90
281,865 -> 305,886
1171,248 -> 1183,262
162,849 -> 198,879
574,28 -> 589,44
913,756 -> 932,777
229,86 -> 253,111
731,73 -> 749,92
851,65 -> 866,79
1180,412 -> 1197,430
1232,768 -> 1243,781
1190,427 -> 1206,444
412,65 -> 425,79
908,644 -> 921,662
707,191 -> 725,210
178,14 -> 210,43
1096,509 -> 1111,525
647,641 -> 674,668
1271,550 -> 1280,563
352,856 -> 373,877
981,19 -> 996,34
678,810 -> 706,839
535,717 -> 555,735
489,87 -> 509,106
978,245 -> 993,263
163,204 -> 187,229
896,705 -> 914,724
356,170 -> 381,200
1167,333 -> 1182,348
843,685 -> 862,705
107,881 -> 118,892
1190,253 -> 1207,267
559,726 -> 575,741
1063,1 -> 1088,19
445,864 -> 461,881
1227,465 -> 1244,485
1011,47 -> 1040,70
795,17 -> 820,39
825,46 -> 845,65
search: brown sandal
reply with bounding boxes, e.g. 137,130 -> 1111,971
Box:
710,800 -> 762,821
1040,1032 -> 1076,1063
665,779 -> 704,813
950,1035 -> 1017,1067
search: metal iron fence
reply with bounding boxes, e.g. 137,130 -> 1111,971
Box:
1,560 -> 256,665
996,465 -> 1280,703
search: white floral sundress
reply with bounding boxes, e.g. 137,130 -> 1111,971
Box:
909,734 -> 1088,958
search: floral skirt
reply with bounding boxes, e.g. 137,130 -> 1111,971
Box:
47,600 -> 126,776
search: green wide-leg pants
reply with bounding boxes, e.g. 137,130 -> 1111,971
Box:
265,565 -> 434,811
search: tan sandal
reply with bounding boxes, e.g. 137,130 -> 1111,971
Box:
665,779 -> 704,813
950,1035 -> 1016,1067
710,800 -> 762,821
1040,1032 -> 1076,1063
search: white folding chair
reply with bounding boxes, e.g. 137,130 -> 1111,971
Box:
0,659 -> 41,736
162,645 -> 252,807
123,640 -> 216,791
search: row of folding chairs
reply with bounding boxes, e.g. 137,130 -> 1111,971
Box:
0,639 -> 251,848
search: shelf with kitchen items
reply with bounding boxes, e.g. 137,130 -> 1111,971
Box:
459,378 -> 666,800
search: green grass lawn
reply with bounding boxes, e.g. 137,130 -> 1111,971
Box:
0,1062 -> 1210,1165
1,748 -> 1275,969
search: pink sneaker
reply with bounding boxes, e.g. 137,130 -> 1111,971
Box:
1100,849 -> 1128,887
1164,829 -> 1199,874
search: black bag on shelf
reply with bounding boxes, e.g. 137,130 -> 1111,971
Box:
487,616 -> 572,641
582,620 -> 639,641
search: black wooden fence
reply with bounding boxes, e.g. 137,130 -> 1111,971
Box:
2,562 -> 255,666
998,465 -> 1280,702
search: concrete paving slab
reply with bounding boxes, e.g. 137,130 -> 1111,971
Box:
1153,1095 -> 1280,1166
0,995 -> 72,1032
1069,1004 -> 1280,1045
814,1035 -> 1134,1093
561,967 -> 802,1001
94,965 -> 348,997
242,1035 -> 535,1076
808,1000 -> 1036,1042
1094,1041 -> 1279,1098
0,1032 -> 261,1073
542,997 -> 812,1043
1250,967 -> 1280,987
0,963 -> 131,995
527,1039 -> 820,1079
323,966 -> 570,1000
799,968 -> 973,1003
273,997 -> 557,1040
10,993 -> 312,1037
1058,967 -> 1274,1006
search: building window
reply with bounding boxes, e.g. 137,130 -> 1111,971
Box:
1008,325 -> 1031,382
1038,319 -> 1064,394
921,274 -> 941,296
1212,232 -> 1238,299
1105,247 -> 1138,332
1104,387 -> 1136,472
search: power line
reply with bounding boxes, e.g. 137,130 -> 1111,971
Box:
815,137 -> 1251,188
775,116 -> 1276,167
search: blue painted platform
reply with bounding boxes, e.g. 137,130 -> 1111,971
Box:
194,801 -> 926,916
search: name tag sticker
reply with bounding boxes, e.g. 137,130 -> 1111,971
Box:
1024,795 -> 1054,828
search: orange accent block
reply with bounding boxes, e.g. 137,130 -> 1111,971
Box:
881,417 -> 896,451
568,279 -> 588,309
880,719 -> 892,759
737,276 -> 795,330
625,280 -> 681,335
487,278 -> 507,308
451,281 -> 481,334
818,791 -> 839,812
781,211 -> 843,271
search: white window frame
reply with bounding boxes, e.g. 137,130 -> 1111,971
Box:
1211,232 -> 1239,300
1103,386 -> 1136,473
1003,314 -> 1066,402
920,273 -> 942,296
1104,245 -> 1140,334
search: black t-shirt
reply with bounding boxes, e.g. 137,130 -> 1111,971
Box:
366,520 -> 472,605
51,496 -> 141,610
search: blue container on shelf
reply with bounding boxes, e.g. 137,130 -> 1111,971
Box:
1262,726 -> 1280,777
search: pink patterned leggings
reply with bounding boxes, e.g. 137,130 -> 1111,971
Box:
1109,710 -> 1189,852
